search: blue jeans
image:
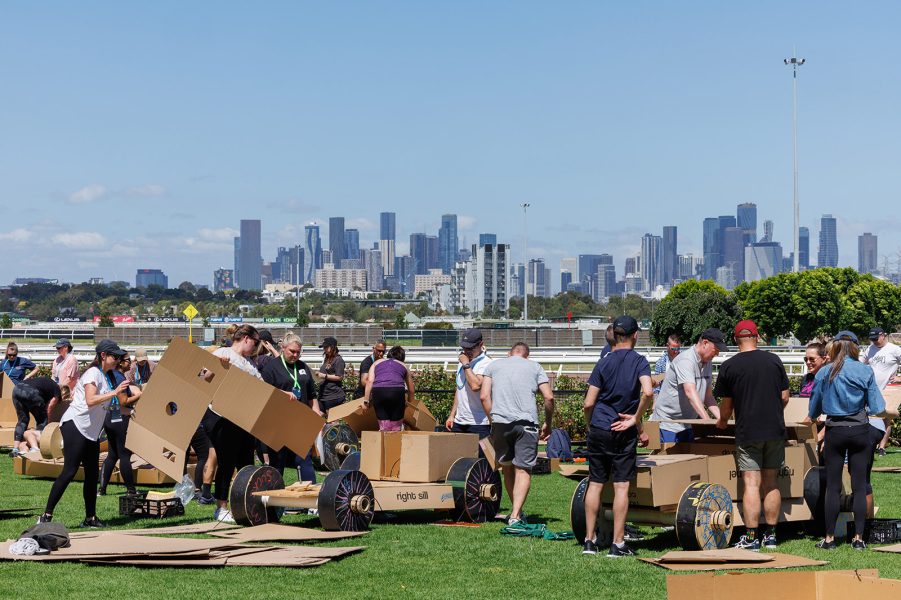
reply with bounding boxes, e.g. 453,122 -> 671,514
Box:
660,428 -> 694,443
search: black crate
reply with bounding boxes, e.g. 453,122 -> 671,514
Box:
119,493 -> 185,519
848,519 -> 901,544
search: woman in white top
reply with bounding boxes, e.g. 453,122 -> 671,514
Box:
203,324 -> 263,522
40,339 -> 129,527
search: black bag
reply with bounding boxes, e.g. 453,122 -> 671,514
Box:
20,522 -> 71,550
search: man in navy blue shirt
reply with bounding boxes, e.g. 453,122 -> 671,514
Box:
2,342 -> 37,385
581,315 -> 653,558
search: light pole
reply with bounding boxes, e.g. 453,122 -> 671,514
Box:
521,203 -> 530,324
784,55 -> 805,273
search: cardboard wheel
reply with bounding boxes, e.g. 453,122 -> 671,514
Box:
321,423 -> 360,471
39,423 -> 64,459
446,457 -> 501,523
675,482 -> 733,550
569,477 -> 612,546
317,469 -> 374,531
803,466 -> 851,535
340,451 -> 361,471
229,465 -> 284,527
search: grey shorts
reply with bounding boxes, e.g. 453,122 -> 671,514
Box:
736,440 -> 785,471
491,421 -> 539,470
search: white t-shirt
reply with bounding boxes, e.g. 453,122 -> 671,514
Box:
862,342 -> 901,390
60,366 -> 114,441
453,354 -> 492,426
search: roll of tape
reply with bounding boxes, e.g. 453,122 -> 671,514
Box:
39,422 -> 64,460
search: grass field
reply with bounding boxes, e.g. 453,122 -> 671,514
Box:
0,450 -> 899,599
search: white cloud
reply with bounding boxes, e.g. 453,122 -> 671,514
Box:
126,184 -> 167,197
458,215 -> 477,230
346,218 -> 376,232
0,228 -> 33,242
52,232 -> 107,249
198,227 -> 239,242
68,184 -> 108,204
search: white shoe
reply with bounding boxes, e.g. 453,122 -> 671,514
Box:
306,508 -> 319,516
214,508 -> 236,523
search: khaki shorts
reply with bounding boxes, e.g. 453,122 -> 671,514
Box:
736,440 -> 785,471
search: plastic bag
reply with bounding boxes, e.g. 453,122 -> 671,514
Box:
174,474 -> 195,507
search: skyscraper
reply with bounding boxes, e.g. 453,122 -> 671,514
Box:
745,242 -> 783,281
721,227 -> 745,284
438,214 -> 459,274
237,219 -> 262,290
596,264 -> 616,302
379,212 -> 396,276
303,223 -> 322,284
662,226 -> 678,286
761,220 -> 774,243
817,214 -> 838,267
410,233 -> 432,275
479,233 -> 497,247
344,228 -> 360,262
135,269 -> 168,289
799,227 -> 810,269
858,233 -> 878,274
640,233 -> 663,291
527,258 -> 550,298
736,203 -> 757,246
702,217 -> 720,280
328,217 -> 345,265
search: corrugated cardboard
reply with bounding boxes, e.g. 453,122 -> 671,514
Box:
327,397 -> 437,434
873,543 -> 901,553
666,570 -> 898,600
644,549 -> 827,572
360,431 -> 479,482
663,419 -> 816,442
882,384 -> 901,416
370,481 -> 456,510
208,523 -> 367,542
784,397 -> 812,422
0,372 -> 34,432
601,454 -> 708,507
70,522 -> 241,538
0,427 -> 16,447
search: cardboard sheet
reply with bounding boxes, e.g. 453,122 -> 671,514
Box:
653,548 -> 774,563
666,570 -> 897,600
1,533 -> 239,561
644,551 -> 827,571
873,543 -> 901,553
207,522 -> 368,542
327,397 -> 437,434
92,556 -> 330,568
69,522 -> 241,538
871,466 -> 901,473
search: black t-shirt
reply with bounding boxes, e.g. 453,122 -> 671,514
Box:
713,349 -> 789,444
20,377 -> 62,403
354,355 -> 376,398
260,358 -> 317,408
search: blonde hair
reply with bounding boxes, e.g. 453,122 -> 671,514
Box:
281,332 -> 302,348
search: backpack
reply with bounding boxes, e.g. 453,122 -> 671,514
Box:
20,522 -> 71,551
545,428 -> 573,460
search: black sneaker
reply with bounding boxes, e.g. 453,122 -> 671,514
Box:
815,538 -> 837,550
875,447 -> 886,457
197,493 -> 216,505
79,516 -> 106,528
624,524 -> 645,542
851,539 -> 867,551
97,488 -> 106,497
607,542 -> 636,558
734,535 -> 761,551
582,538 -> 599,555
36,514 -> 52,524
762,532 -> 777,549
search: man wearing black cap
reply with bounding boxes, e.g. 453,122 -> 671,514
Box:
861,327 -> 900,457
446,328 -> 492,439
650,328 -> 725,443
581,315 -> 654,557
316,337 -> 346,413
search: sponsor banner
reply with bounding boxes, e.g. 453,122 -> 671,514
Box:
92,315 -> 136,323
52,317 -> 87,322
208,317 -> 244,323
144,316 -> 187,323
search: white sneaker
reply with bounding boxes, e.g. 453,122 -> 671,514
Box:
306,508 -> 319,516
214,508 -> 236,523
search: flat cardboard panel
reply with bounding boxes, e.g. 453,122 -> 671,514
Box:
784,397 -> 811,422
667,571 -> 888,600
371,482 -> 456,510
881,384 -> 901,415
873,543 -> 901,553
0,373 -> 32,428
70,522 -> 240,538
208,523 -> 367,542
656,548 -> 774,563
327,399 -> 379,434
663,419 -> 816,441
602,454 -> 708,507
0,426 -> 16,447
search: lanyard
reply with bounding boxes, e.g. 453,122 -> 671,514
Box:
2,357 -> 16,374
135,363 -> 148,385
105,371 -> 117,392
281,356 -> 302,391
456,354 -> 486,390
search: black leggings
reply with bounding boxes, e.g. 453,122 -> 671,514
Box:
204,412 -> 255,501
100,413 -> 134,493
823,423 -> 870,538
12,385 -> 48,443
189,424 -> 212,487
44,421 -> 100,518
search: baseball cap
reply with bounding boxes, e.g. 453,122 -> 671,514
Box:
733,319 -> 759,339
95,339 -> 126,357
134,348 -> 149,362
868,327 -> 886,340
699,328 -> 729,351
612,315 -> 639,335
54,338 -> 72,350
460,328 -> 483,349
259,330 -> 276,345
318,336 -> 338,349
834,330 -> 859,344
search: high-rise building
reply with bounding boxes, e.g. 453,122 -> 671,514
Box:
596,264 -> 616,302
344,228 -> 360,262
760,220 -> 774,243
455,243 -> 509,316
438,214 -> 459,274
328,217 -> 345,265
702,217 -> 720,280
858,233 -> 878,274
233,236 -> 241,285
361,248 -> 383,291
410,233 -> 438,276
272,247 -> 291,282
625,256 -> 638,276
640,233 -> 663,291
427,236 -> 439,270
478,233 -> 497,247
527,258 -> 550,298
379,212 -> 396,276
662,226 -> 678,286
721,227 -> 745,284
745,242 -> 783,281
737,203 -> 757,246
314,265 -> 368,292
578,254 -> 613,296
560,270 -> 573,292
715,265 -> 735,290
799,227 -> 810,270
817,214 -> 838,267
510,262 -> 525,298
135,269 -> 168,289
213,268 -> 235,292
237,219 -> 262,290
303,223 -> 323,284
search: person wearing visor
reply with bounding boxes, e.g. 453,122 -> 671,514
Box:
446,328 -> 493,439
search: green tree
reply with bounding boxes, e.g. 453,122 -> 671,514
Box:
0,313 -> 12,328
650,280 -> 740,345
739,273 -> 797,341
840,275 -> 901,337
790,269 -> 846,342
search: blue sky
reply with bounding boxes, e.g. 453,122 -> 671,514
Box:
3,2 -> 901,289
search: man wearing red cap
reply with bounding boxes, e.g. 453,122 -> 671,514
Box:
715,320 -> 790,551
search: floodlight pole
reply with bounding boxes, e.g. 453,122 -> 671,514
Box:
521,203 -> 530,324
785,55 -> 805,273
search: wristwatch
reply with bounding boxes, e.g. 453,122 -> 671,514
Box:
462,364 -> 472,370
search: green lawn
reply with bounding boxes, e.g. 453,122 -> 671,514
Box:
0,451 -> 899,599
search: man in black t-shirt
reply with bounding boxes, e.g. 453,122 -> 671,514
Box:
354,340 -> 386,399
715,319 -> 789,551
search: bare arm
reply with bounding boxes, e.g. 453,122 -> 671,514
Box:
538,381 -> 555,439
85,380 -> 128,408
781,388 -> 790,408
583,385 -> 600,426
704,384 -> 721,419
716,397 -> 733,428
404,363 -> 415,404
479,375 -> 493,420
22,368 -> 37,381
680,382 -> 709,419
611,375 -> 653,434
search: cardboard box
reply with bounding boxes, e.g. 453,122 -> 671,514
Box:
327,397 -> 437,435
126,338 -> 325,482
0,373 -> 33,430
370,481 -> 456,511
882,384 -> 901,416
0,426 -> 16,447
667,569 -> 898,600
601,454 -> 708,507
665,418 -> 816,442
360,431 -> 478,482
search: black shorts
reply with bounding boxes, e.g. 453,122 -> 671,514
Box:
587,426 -> 637,484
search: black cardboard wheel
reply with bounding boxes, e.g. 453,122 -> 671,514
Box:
569,477 -> 612,546
341,451 -> 361,471
446,457 -> 502,523
229,465 -> 284,527
675,482 -> 733,550
317,469 -> 374,531
321,423 -> 360,471
803,466 -> 852,535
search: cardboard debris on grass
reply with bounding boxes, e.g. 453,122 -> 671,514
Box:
873,543 -> 901,554
207,523 -> 368,543
69,521 -> 241,538
641,548 -> 827,571
666,569 -> 900,600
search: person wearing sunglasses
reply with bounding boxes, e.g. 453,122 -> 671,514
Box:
354,340 -> 387,399
652,334 -> 682,394
3,342 -> 37,386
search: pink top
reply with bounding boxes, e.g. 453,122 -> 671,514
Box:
371,359 -> 407,388
52,354 -> 79,388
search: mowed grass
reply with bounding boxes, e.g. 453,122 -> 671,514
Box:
0,450 -> 899,599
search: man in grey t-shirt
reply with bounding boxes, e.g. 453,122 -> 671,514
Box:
651,328 -> 727,443
481,342 -> 554,526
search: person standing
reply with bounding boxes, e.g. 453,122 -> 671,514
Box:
11,377 -> 62,456
860,327 -> 899,457
800,342 -> 828,397
49,339 -> 79,419
99,354 -> 142,496
364,345 -> 415,431
2,342 -> 37,385
316,337 -> 347,413
599,325 -> 615,360
651,328 -> 726,442
581,316 -> 654,557
806,331 -> 886,551
714,320 -> 790,551
480,342 -> 554,526
354,340 -> 386,399
652,334 -> 682,393
446,329 -> 492,439
128,348 -> 156,387
39,340 -> 129,527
